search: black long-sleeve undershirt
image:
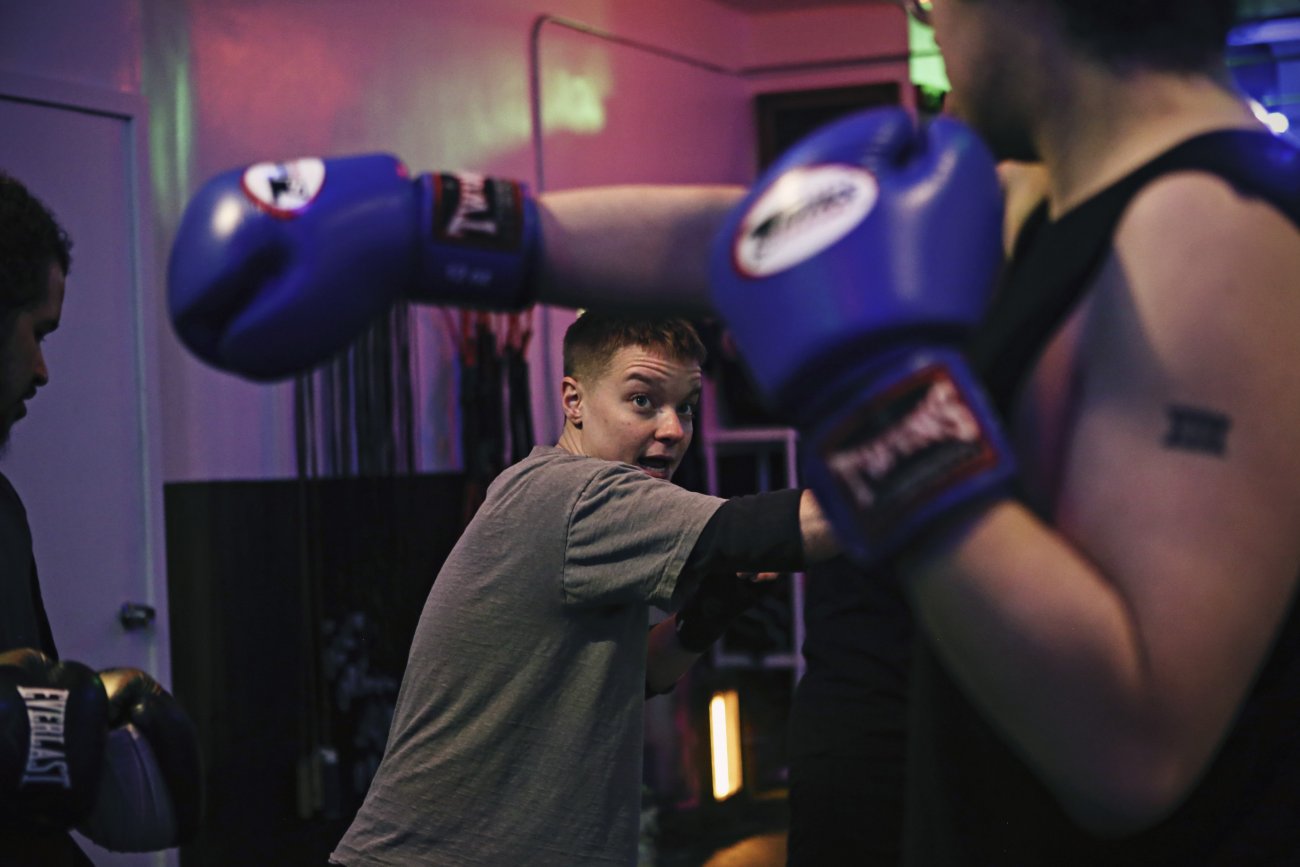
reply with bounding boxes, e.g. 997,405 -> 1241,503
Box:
681,487 -> 806,580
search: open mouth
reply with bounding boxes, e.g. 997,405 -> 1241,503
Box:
637,455 -> 673,478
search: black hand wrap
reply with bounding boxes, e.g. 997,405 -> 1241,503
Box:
0,648 -> 109,832
671,488 -> 805,654
675,571 -> 774,653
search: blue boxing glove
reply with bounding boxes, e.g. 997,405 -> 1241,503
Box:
710,107 -> 1014,566
169,155 -> 538,380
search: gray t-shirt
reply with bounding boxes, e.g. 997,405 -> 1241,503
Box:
332,446 -> 723,866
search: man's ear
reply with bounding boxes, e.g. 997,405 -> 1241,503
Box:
561,376 -> 583,428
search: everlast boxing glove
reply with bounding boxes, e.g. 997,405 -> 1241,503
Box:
76,668 -> 203,852
0,649 -> 109,832
710,107 -> 1015,566
168,155 -> 538,380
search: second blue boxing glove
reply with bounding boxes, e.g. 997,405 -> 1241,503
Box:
710,107 -> 1015,566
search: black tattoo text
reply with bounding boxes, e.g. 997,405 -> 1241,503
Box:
1163,405 -> 1231,457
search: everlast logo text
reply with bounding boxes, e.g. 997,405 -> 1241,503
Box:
825,374 -> 983,511
17,686 -> 73,788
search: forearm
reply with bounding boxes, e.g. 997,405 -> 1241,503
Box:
535,185 -> 746,317
899,500 -> 1204,833
645,616 -> 701,696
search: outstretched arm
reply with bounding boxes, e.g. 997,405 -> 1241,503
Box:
168,160 -> 744,380
536,185 -> 745,317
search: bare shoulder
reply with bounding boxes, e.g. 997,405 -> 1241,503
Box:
1064,166 -> 1300,587
1116,169 -> 1300,308
1043,165 -> 1300,818
1100,170 -> 1300,382
1060,162 -> 1300,591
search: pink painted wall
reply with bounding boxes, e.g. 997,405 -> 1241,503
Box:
742,4 -> 911,103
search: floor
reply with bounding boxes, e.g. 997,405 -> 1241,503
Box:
655,794 -> 790,867
699,832 -> 788,866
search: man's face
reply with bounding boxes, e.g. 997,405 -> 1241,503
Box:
928,0 -> 1041,162
562,344 -> 702,481
0,262 -> 65,450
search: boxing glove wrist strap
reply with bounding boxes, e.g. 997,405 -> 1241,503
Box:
799,345 -> 1016,566
416,172 -> 540,309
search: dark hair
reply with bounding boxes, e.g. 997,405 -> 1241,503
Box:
563,311 -> 706,382
0,171 -> 72,321
1046,0 -> 1237,72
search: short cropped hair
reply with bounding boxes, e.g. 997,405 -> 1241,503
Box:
1042,0 -> 1236,72
0,171 -> 72,321
562,311 -> 706,383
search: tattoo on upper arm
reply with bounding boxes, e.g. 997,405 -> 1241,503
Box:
1163,405 -> 1231,456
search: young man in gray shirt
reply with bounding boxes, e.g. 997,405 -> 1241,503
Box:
333,312 -> 836,866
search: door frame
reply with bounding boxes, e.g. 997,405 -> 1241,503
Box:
0,69 -> 170,679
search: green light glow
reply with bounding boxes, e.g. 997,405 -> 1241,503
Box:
541,66 -> 608,136
144,9 -> 195,236
908,15 -> 950,94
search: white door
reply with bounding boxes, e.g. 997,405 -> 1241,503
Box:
0,75 -> 173,867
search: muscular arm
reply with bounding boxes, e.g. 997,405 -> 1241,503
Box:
536,185 -> 746,317
900,175 -> 1300,833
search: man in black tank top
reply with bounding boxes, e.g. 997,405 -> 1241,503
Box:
904,131 -> 1300,867
889,1 -> 1300,863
